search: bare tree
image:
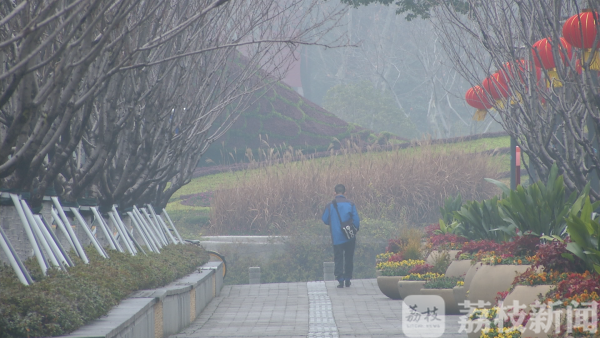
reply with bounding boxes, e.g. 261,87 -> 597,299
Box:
0,0 -> 347,209
433,0 -> 600,198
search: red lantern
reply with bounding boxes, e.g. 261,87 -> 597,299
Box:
531,37 -> 573,69
497,60 -> 541,85
563,11 -> 599,49
465,86 -> 493,110
482,73 -> 510,100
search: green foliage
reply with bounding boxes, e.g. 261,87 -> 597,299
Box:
486,163 -> 580,237
453,197 -> 512,241
439,193 -> 462,225
564,195 -> 600,274
339,0 -> 470,21
0,245 -> 208,337
223,225 -> 387,285
423,276 -> 463,289
165,209 -> 211,239
323,81 -> 418,139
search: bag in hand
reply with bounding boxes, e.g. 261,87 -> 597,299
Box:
333,200 -> 357,240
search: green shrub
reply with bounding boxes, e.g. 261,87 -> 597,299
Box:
453,197 -> 512,241
0,245 -> 208,337
221,220 -> 391,285
423,276 -> 463,289
486,164 -> 579,237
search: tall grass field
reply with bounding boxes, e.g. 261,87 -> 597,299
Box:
166,136 -> 510,284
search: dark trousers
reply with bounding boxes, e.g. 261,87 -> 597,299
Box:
333,238 -> 356,281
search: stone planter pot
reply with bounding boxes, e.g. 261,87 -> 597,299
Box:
445,260 -> 472,278
464,262 -> 483,290
419,288 -> 460,315
426,250 -> 460,265
468,265 -> 531,307
397,280 -> 426,299
377,276 -> 404,299
503,284 -> 555,313
453,286 -> 467,306
520,308 -> 567,338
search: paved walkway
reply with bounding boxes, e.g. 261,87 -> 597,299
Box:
170,279 -> 468,338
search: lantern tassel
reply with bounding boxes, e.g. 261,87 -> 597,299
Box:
510,92 -> 523,105
494,99 -> 505,109
472,109 -> 487,121
546,69 -> 563,88
583,49 -> 600,71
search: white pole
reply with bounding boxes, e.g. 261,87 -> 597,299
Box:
10,194 -> 48,275
20,200 -> 61,268
148,205 -> 177,244
126,210 -> 155,252
90,207 -> 117,251
70,208 -> 108,259
34,215 -> 68,268
51,208 -> 77,258
0,226 -> 30,285
162,208 -> 184,244
128,210 -> 160,253
107,212 -> 135,255
51,197 -> 88,264
133,207 -> 163,248
141,208 -> 168,245
110,208 -> 137,254
38,215 -> 74,267
110,207 -> 137,253
50,209 -> 76,250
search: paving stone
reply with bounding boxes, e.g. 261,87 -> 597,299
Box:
170,279 -> 469,338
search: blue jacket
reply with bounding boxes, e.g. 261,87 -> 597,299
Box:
322,195 -> 360,245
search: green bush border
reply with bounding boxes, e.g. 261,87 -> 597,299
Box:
0,244 -> 208,337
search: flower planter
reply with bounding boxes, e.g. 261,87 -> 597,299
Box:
419,288 -> 460,315
397,280 -> 426,299
468,264 -> 531,307
503,284 -> 555,313
445,259 -> 472,278
463,262 -> 483,290
377,276 -> 404,299
453,286 -> 467,306
426,250 -> 460,265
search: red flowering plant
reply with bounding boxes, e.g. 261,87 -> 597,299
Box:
408,263 -> 433,274
424,223 -> 440,237
456,239 -> 502,260
542,271 -> 600,308
427,233 -> 468,251
388,253 -> 404,262
533,238 -> 587,273
497,235 -> 540,257
386,238 -> 408,254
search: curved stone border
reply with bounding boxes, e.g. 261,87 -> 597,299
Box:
57,261 -> 224,338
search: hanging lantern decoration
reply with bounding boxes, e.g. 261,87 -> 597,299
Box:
497,60 -> 541,87
482,72 -> 509,109
482,73 -> 510,100
531,37 -> 573,87
466,85 -> 494,121
563,10 -> 600,71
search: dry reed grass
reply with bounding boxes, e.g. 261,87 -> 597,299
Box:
208,140 -> 501,235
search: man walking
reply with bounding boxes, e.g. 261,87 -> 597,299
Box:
322,184 -> 360,288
